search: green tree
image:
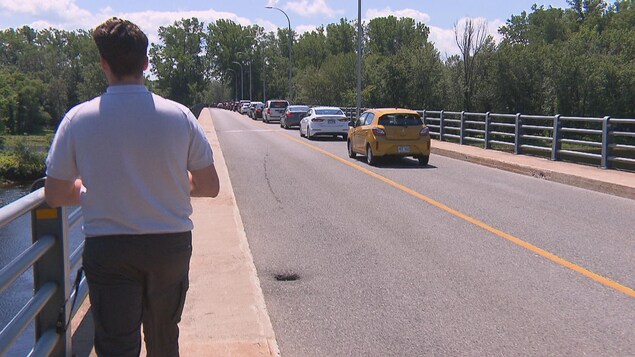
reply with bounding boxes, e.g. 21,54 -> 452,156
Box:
150,18 -> 207,106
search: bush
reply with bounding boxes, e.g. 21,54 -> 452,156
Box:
0,142 -> 46,182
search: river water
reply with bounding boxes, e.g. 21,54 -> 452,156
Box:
0,186 -> 84,355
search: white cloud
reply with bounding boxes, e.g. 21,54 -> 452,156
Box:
266,0 -> 279,7
295,24 -> 318,34
117,9 -> 252,44
0,0 -> 92,23
255,18 -> 279,33
366,7 -> 431,23
436,17 -> 505,58
428,26 -> 458,58
0,0 -> 85,16
3,5 -> 254,47
286,0 -> 344,18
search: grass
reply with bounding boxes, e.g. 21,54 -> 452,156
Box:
1,130 -> 54,151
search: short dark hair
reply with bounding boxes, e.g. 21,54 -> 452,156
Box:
93,18 -> 148,78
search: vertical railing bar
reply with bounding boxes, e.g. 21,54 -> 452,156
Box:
484,112 -> 491,149
601,116 -> 611,169
460,111 -> 466,145
440,110 -> 445,141
552,114 -> 561,161
515,113 -> 522,155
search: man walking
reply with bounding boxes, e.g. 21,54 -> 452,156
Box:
44,17 -> 220,356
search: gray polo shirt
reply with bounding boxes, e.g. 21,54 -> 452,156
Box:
46,85 -> 213,236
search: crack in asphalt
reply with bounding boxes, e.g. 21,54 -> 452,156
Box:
263,151 -> 283,208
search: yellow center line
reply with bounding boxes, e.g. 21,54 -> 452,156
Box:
249,119 -> 635,299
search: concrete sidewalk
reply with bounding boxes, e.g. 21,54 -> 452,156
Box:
431,140 -> 634,200
70,108 -> 633,356
178,110 -> 279,356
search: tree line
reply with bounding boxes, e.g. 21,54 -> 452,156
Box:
1,0 -> 634,136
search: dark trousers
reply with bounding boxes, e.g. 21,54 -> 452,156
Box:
83,232 -> 192,357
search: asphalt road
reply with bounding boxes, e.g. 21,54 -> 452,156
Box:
211,108 -> 635,357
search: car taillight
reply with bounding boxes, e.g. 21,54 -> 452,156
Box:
420,127 -> 430,136
267,108 -> 271,114
287,112 -> 292,117
312,118 -> 324,122
372,128 -> 386,136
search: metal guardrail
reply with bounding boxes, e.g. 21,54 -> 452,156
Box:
342,107 -> 635,171
0,183 -> 86,356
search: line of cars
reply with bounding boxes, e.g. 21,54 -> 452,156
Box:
217,99 -> 431,166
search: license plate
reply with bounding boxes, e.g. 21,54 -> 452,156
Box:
398,146 -> 410,153
328,119 -> 335,124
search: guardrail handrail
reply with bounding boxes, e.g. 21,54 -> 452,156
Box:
0,184 -> 86,356
342,107 -> 635,171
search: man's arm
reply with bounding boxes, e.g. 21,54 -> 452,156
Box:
189,164 -> 220,197
44,177 -> 83,207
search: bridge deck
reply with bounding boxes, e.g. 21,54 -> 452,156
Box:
69,108 -> 634,356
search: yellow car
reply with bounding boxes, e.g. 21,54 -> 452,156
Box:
347,108 -> 431,166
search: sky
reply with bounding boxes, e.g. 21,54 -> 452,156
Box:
0,0 -> 570,57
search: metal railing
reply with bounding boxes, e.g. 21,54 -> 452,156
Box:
342,108 -> 635,171
0,182 -> 86,356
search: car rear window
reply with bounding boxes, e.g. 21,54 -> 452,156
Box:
270,101 -> 288,108
289,106 -> 309,112
378,114 -> 423,126
315,109 -> 344,115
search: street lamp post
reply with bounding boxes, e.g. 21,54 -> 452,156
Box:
263,57 -> 268,102
247,60 -> 252,101
237,51 -> 252,101
357,0 -> 363,119
232,61 -> 244,100
266,6 -> 292,101
226,68 -> 237,101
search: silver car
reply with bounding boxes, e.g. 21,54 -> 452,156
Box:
263,99 -> 289,123
299,106 -> 349,140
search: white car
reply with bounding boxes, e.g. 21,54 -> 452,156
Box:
239,103 -> 251,114
299,106 -> 349,140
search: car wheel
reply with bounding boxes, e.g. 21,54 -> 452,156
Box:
347,140 -> 356,158
418,155 -> 430,166
366,145 -> 377,166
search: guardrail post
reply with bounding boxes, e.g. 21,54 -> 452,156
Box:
484,112 -> 491,149
514,113 -> 522,155
460,111 -> 466,145
551,114 -> 561,161
422,109 -> 427,126
31,189 -> 71,356
601,116 -> 611,169
439,110 -> 445,142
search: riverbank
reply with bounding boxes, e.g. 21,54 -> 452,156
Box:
0,133 -> 49,183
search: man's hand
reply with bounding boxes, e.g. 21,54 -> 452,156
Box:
44,177 -> 84,207
189,164 -> 220,197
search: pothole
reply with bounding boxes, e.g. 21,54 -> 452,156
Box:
274,273 -> 300,281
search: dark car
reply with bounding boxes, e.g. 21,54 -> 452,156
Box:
281,105 -> 310,129
253,103 -> 265,120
